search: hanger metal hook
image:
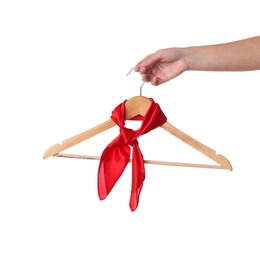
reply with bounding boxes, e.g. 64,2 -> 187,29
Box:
126,67 -> 145,96
139,81 -> 145,96
126,67 -> 136,76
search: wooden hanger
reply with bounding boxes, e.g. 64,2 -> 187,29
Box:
43,96 -> 232,171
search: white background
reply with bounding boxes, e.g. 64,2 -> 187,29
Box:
0,0 -> 259,259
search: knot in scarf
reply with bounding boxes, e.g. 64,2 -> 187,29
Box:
98,98 -> 167,211
120,127 -> 137,146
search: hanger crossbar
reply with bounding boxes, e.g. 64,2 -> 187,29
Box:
55,153 -> 226,169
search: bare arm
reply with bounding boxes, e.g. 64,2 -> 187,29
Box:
186,36 -> 260,71
135,36 -> 260,85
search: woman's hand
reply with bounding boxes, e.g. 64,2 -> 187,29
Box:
134,48 -> 189,86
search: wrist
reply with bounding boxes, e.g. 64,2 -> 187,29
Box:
182,47 -> 194,71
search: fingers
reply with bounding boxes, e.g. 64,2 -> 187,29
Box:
134,66 -> 160,86
143,73 -> 160,86
134,65 -> 148,79
151,76 -> 159,86
133,65 -> 151,82
134,52 -> 164,86
134,52 -> 161,71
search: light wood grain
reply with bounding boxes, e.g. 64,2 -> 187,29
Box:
43,96 -> 232,171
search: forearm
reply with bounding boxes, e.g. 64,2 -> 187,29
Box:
184,36 -> 260,71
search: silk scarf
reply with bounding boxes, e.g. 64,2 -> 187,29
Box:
98,98 -> 167,211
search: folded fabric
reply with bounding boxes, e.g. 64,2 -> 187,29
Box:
98,98 -> 167,211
